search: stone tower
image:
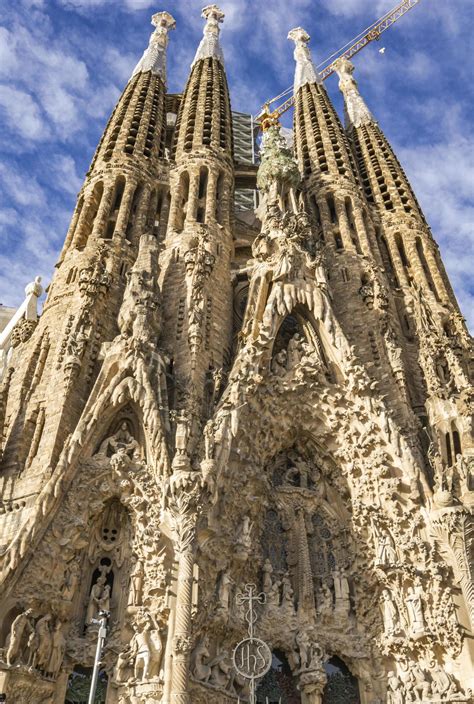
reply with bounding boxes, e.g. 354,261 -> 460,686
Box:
0,8 -> 473,704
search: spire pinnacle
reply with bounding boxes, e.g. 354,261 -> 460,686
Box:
334,57 -> 374,129
132,10 -> 176,81
191,4 -> 225,67
288,27 -> 322,92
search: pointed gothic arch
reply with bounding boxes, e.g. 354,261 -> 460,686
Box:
268,304 -> 343,383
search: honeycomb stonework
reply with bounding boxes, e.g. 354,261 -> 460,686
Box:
0,6 -> 472,704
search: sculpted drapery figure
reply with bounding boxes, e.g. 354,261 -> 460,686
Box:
5,609 -> 34,666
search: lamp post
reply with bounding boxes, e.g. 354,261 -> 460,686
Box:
88,610 -> 109,704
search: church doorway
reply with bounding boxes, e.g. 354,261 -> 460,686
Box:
65,665 -> 108,703
256,650 -> 301,703
322,656 -> 361,703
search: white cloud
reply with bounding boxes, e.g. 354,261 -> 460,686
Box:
0,163 -> 46,208
320,0 -> 394,19
50,155 -> 84,194
0,85 -> 48,140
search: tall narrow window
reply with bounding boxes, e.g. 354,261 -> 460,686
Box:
395,233 -> 409,269
75,181 -> 103,249
126,184 -> 143,242
445,432 -> 453,467
327,195 -> 337,225
196,166 -> 208,224
416,237 -> 440,301
216,172 -> 225,225
452,423 -> 462,457
103,177 -> 125,240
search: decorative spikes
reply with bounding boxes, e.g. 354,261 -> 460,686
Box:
288,27 -> 322,92
132,11 -> 176,82
334,57 -> 375,130
192,4 -> 225,67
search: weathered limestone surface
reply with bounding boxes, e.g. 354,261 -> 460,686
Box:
0,7 -> 472,704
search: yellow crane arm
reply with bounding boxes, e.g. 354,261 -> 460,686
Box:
257,0 -> 422,130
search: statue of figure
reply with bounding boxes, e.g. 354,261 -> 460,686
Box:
34,614 -> 53,671
287,333 -> 305,369
98,584 -> 111,614
380,589 -> 399,636
98,421 -> 140,459
262,559 -> 273,592
86,574 -> 107,624
61,561 -> 80,601
281,573 -> 294,608
406,582 -> 425,635
411,664 -> 431,701
130,617 -> 163,681
129,558 -> 144,607
191,637 -> 212,682
114,645 -> 132,683
267,579 -> 281,607
47,621 -> 66,677
430,663 -> 461,698
203,419 -> 216,460
173,409 -> 191,456
296,630 -> 321,671
375,527 -> 397,566
455,453 -> 471,493
6,608 -> 34,666
317,584 -> 333,619
332,568 -> 350,615
386,671 -> 404,704
218,571 -> 233,612
271,349 -> 288,376
237,515 -> 252,549
209,649 -> 233,690
428,442 -> 445,493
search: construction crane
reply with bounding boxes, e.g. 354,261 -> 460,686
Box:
256,0 -> 422,131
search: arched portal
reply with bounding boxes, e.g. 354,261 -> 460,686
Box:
256,650 -> 301,703
322,656 -> 361,704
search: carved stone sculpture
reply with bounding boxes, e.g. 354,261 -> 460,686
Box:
5,609 -> 34,666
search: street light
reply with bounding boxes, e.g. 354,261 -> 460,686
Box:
88,610 -> 109,704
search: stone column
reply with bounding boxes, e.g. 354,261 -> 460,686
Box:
59,198 -> 85,261
72,188 -> 99,248
167,464 -> 202,704
317,197 -> 335,247
384,230 -> 410,288
114,180 -> 137,237
205,169 -> 218,224
296,508 -> 315,613
299,668 -> 327,704
186,168 -> 200,224
424,244 -> 451,303
334,196 -> 354,250
91,182 -> 116,238
353,207 -> 371,255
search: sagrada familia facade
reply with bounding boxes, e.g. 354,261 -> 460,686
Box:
0,5 -> 472,704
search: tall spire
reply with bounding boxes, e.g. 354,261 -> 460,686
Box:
132,10 -> 176,81
288,27 -> 322,92
192,4 -> 225,66
334,57 -> 374,129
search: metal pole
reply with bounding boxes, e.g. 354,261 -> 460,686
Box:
88,610 -> 109,704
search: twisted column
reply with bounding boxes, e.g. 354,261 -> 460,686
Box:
167,465 -> 203,704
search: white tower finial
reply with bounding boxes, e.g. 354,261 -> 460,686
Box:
132,11 -> 176,82
288,27 -> 322,92
334,57 -> 375,129
192,4 -> 225,67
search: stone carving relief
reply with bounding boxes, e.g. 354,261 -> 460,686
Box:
1,609 -> 67,680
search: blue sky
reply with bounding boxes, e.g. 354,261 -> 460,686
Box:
0,0 -> 473,329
